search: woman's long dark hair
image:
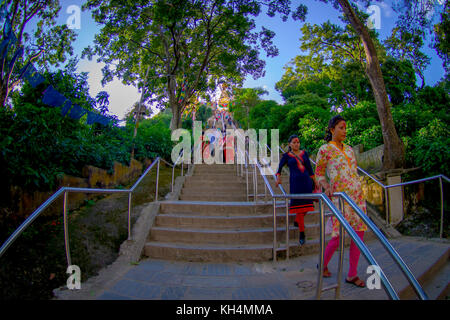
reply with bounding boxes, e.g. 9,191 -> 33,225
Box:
325,115 -> 345,142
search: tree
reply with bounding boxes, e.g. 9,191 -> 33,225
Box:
305,0 -> 405,170
383,27 -> 431,88
229,87 -> 268,129
390,0 -> 449,81
95,91 -> 110,115
432,1 -> 449,78
287,21 -> 377,109
195,104 -> 213,125
83,0 -> 307,131
0,0 -> 76,108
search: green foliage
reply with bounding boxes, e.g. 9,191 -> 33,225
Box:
195,105 -> 213,125
1,68 -> 173,197
407,119 -> 450,176
297,106 -> 332,153
340,101 -> 383,151
0,1 -> 77,107
383,27 -> 431,87
249,100 -> 280,130
82,0 -> 301,129
134,119 -> 173,161
381,57 -> 417,105
229,87 -> 268,129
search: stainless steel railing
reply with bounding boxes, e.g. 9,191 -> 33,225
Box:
231,125 -> 428,299
252,157 -> 428,300
335,191 -> 428,300
253,158 -> 397,298
0,156 -> 169,267
276,145 -> 448,238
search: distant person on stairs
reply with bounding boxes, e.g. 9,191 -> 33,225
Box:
314,115 -> 368,288
276,135 -> 316,245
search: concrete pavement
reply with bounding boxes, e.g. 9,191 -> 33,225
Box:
54,236 -> 449,300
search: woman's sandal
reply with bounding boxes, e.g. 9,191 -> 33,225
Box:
345,276 -> 366,288
317,264 -> 332,278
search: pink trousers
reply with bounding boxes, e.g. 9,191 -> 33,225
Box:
323,231 -> 365,278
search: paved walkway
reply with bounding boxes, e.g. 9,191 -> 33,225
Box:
55,236 -> 449,300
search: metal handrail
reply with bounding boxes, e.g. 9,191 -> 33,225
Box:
335,191 -> 428,300
0,157 -> 163,267
231,124 -> 288,199
278,145 -> 448,238
253,158 -> 400,299
172,149 -> 184,192
251,140 -> 427,300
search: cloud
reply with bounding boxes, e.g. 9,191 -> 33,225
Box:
377,2 -> 394,18
77,58 -> 140,119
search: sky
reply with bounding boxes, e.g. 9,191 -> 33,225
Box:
51,0 -> 446,120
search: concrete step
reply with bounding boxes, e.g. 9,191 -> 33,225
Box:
159,201 -> 274,215
193,166 -> 241,174
327,237 -> 450,300
181,185 -> 247,195
185,175 -> 245,183
154,211 -> 331,229
143,236 -> 376,262
148,226 -> 308,244
421,260 -> 450,300
179,194 -> 248,202
183,178 -> 247,190
159,201 -> 323,216
396,241 -> 450,300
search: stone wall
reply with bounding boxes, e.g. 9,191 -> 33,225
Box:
8,158 -> 151,219
353,144 -> 384,172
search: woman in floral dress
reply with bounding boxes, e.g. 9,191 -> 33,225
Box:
314,115 -> 367,288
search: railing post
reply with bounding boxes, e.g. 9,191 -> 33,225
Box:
155,158 -> 160,202
128,192 -> 132,240
384,188 -> 390,225
63,191 -> 71,267
264,179 -> 268,201
285,197 -> 289,260
316,198 -> 325,300
254,165 -> 258,203
336,197 -> 345,299
439,176 -> 444,239
246,163 -> 249,202
171,162 -> 175,193
273,198 -> 277,262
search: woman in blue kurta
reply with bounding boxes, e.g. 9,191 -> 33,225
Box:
276,135 -> 316,245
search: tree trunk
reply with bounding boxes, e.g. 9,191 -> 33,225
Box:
0,82 -> 8,108
337,0 -> 405,170
170,102 -> 182,131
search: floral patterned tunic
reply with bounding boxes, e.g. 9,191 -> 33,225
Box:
314,142 -> 367,237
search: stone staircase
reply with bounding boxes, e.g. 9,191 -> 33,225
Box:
144,164 -> 373,262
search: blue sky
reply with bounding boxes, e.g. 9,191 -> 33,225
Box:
52,0 -> 446,119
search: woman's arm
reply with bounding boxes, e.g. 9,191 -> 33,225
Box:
303,151 -> 318,190
276,153 -> 288,186
314,146 -> 332,197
